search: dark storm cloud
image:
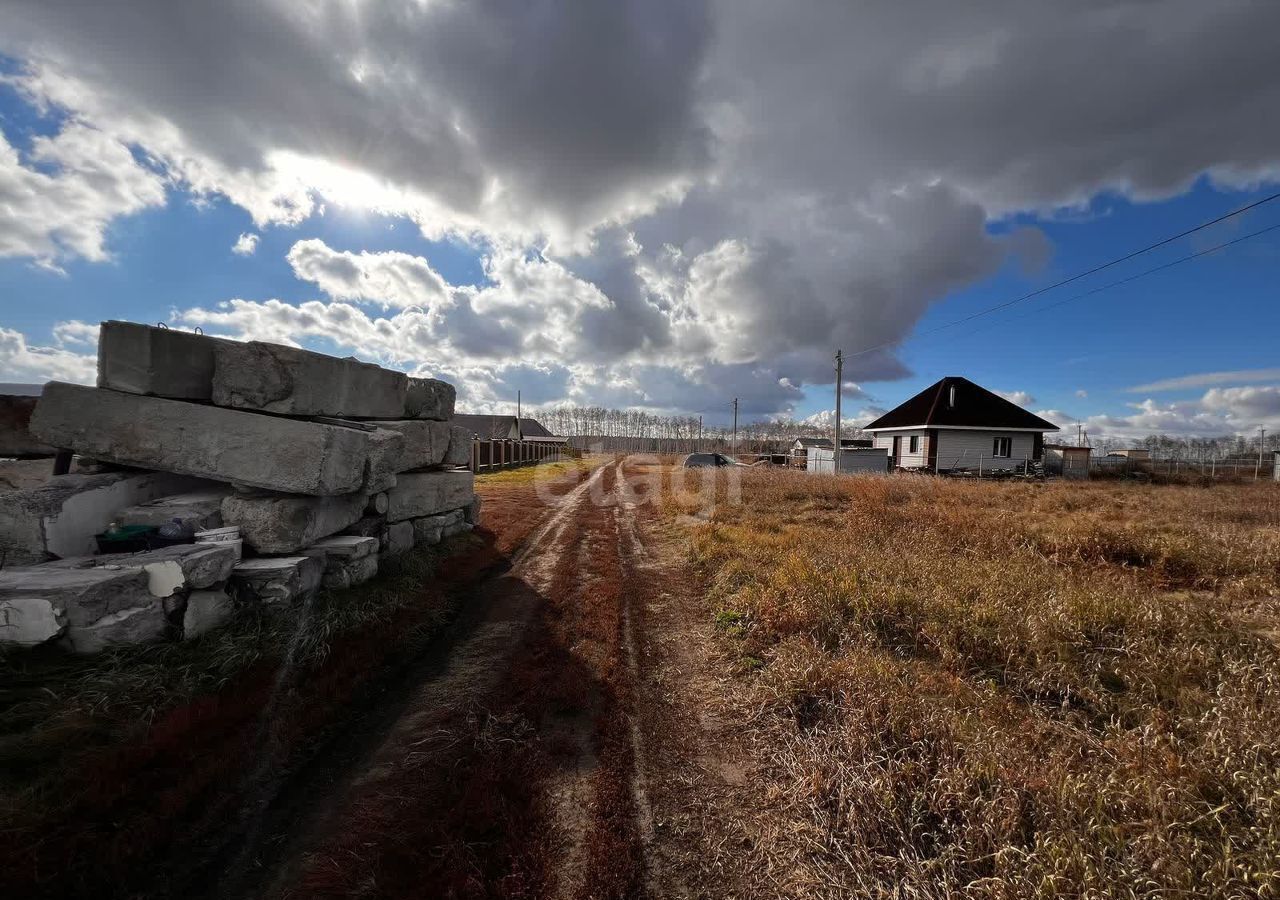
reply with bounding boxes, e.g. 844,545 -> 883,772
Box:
3,0 -> 1280,415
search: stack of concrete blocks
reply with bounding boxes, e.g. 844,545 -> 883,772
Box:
0,321 -> 475,653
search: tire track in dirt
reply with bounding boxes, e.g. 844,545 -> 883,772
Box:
243,464 -> 610,899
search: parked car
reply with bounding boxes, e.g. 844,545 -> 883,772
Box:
683,452 -> 739,468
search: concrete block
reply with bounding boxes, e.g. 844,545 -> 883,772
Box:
373,420 -> 451,471
0,388 -> 56,458
404,377 -> 455,420
46,543 -> 238,597
222,491 -> 368,554
0,597 -> 66,646
309,535 -> 378,560
463,495 -> 482,526
443,425 -> 471,467
212,340 -> 406,418
183,589 -> 235,639
410,518 -> 442,547
31,382 -> 373,496
410,509 -> 463,547
385,470 -> 475,522
383,520 -> 414,556
0,469 -> 214,565
98,321 -> 228,400
0,563 -> 154,631
119,488 -> 231,532
230,556 -> 323,606
341,515 -> 387,540
322,554 -> 379,590
65,602 -> 168,653
364,428 -> 404,493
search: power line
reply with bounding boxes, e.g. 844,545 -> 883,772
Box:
847,189 -> 1280,358
958,220 -> 1280,335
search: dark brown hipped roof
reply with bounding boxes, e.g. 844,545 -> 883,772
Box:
864,377 -> 1058,431
450,413 -> 564,441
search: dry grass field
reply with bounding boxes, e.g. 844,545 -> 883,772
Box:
665,468 -> 1280,898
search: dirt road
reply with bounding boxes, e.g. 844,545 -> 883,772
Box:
216,457 -> 757,899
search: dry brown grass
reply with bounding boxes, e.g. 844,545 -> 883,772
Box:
664,469 -> 1280,898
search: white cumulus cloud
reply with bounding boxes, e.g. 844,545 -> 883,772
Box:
231,232 -> 259,256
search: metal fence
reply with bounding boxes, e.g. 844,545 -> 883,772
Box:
1089,455 -> 1276,479
469,439 -> 567,473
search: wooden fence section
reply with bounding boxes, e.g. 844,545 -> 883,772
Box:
469,439 -> 567,473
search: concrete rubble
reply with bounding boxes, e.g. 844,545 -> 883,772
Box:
304,535 -> 380,590
183,588 -> 235,639
230,556 -> 323,606
383,521 -> 415,556
1,320 -> 476,653
0,471 -> 214,565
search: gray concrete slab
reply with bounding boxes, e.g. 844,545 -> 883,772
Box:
222,491 -> 369,553
46,543 -> 238,596
230,556 -> 323,605
212,340 -> 407,418
363,428 -> 404,492
119,488 -> 231,532
385,470 -> 475,522
444,424 -> 472,467
404,377 -> 455,420
31,382 -> 374,496
374,419 -> 451,471
97,321 -> 229,400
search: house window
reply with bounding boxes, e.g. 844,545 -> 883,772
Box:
993,437 -> 1012,458
908,435 -> 920,454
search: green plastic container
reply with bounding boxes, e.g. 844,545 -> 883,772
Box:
94,525 -> 158,555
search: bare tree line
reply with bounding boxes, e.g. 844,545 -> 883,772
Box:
1093,431 -> 1280,461
531,403 -> 1280,461
532,404 -> 865,454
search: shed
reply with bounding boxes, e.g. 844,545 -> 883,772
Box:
1043,444 -> 1091,480
806,447 -> 890,475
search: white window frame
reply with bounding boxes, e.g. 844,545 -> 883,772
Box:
908,435 -> 920,454
992,436 -> 1012,458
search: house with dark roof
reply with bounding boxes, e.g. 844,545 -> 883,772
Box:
862,377 -> 1058,470
450,414 -> 566,444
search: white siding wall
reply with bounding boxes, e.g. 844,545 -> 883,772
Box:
934,430 -> 1036,470
871,429 -> 930,468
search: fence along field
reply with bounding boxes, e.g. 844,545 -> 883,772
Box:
663,466 -> 1280,898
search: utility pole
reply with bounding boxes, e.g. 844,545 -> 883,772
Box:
517,390 -> 521,422
1257,426 -> 1266,481
731,398 -> 739,458
834,349 -> 844,472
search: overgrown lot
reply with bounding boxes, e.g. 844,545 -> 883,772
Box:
667,470 -> 1280,898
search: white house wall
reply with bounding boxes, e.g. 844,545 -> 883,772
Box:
934,430 -> 1035,469
872,430 -> 930,467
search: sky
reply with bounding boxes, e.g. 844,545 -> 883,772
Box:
1,0 -> 1279,441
